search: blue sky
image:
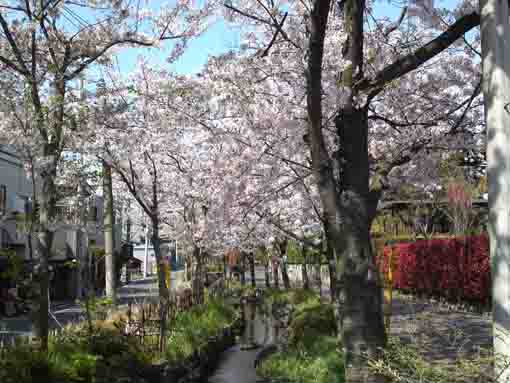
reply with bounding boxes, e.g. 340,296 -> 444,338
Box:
116,0 -> 461,76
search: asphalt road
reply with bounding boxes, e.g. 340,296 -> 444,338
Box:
0,273 -> 183,344
0,267 -> 269,344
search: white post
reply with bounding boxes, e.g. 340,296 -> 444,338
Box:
144,223 -> 149,277
175,239 -> 179,268
481,1 -> 510,381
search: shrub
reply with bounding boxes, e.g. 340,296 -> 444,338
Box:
369,337 -> 493,383
378,235 -> 490,304
289,301 -> 336,347
258,293 -> 341,383
165,298 -> 237,362
257,336 -> 343,383
265,288 -> 318,307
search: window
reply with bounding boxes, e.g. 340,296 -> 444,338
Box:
0,185 -> 6,216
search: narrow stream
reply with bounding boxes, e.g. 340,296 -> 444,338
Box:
207,301 -> 279,383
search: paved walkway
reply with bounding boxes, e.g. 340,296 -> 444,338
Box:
390,293 -> 492,363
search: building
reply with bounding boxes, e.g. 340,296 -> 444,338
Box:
132,238 -> 182,276
0,145 -> 32,254
0,145 -> 127,303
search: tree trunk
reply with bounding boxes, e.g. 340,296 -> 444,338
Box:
76,179 -> 89,300
150,217 -> 170,351
325,228 -> 338,303
302,245 -> 310,290
336,109 -> 386,383
240,252 -> 246,286
192,245 -> 204,304
250,252 -> 256,288
223,253 -> 228,281
33,156 -> 58,351
279,241 -> 290,289
315,261 -> 322,296
273,260 -> 279,288
281,263 -> 290,289
265,262 -> 271,288
103,162 -> 116,306
480,1 -> 510,381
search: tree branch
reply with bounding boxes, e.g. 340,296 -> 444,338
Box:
0,12 -> 30,75
355,11 -> 480,95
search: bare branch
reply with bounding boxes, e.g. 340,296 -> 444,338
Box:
356,11 -> 480,96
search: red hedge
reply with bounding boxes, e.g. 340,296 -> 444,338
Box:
378,235 -> 490,304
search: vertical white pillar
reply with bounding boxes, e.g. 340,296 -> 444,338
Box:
481,1 -> 510,381
144,223 -> 149,277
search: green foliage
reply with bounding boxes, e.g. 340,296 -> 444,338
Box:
369,337 -> 494,383
265,288 -> 318,307
229,280 -> 257,297
0,248 -> 24,280
78,296 -> 114,323
0,325 -> 148,383
1,298 -> 239,382
257,336 -> 343,383
89,247 -> 105,260
258,289 -> 341,383
255,247 -> 270,263
165,298 -> 237,362
287,241 -> 303,263
289,300 -> 336,347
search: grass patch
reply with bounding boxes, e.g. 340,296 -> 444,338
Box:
165,297 -> 238,362
289,299 -> 336,347
257,335 -> 343,383
369,337 -> 494,383
0,298 -> 238,383
265,288 -> 318,307
258,290 -> 342,383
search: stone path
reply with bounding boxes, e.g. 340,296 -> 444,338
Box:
390,293 -> 492,363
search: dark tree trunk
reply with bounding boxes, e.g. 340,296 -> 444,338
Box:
273,261 -> 279,288
151,217 -> 170,351
223,253 -> 228,281
281,263 -> 290,289
336,109 -> 386,382
32,152 -> 58,351
325,228 -> 338,303
240,252 -> 246,286
192,245 -> 204,304
250,252 -> 256,288
315,261 -> 322,296
302,245 -> 310,290
265,262 -> 271,288
278,240 -> 290,289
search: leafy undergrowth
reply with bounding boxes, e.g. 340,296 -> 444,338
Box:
0,326 -> 150,383
0,298 -> 237,383
229,281 -> 258,298
265,287 -> 319,307
165,297 -> 238,362
257,290 -> 343,383
369,337 -> 496,383
257,335 -> 344,383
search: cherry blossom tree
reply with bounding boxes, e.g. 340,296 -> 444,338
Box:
0,0 -> 217,350
205,1 -> 483,381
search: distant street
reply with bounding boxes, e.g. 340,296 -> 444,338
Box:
1,266 -> 269,344
0,272 -> 183,344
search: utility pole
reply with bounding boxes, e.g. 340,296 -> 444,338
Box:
103,161 -> 116,306
144,219 -> 149,277
480,1 -> 510,381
